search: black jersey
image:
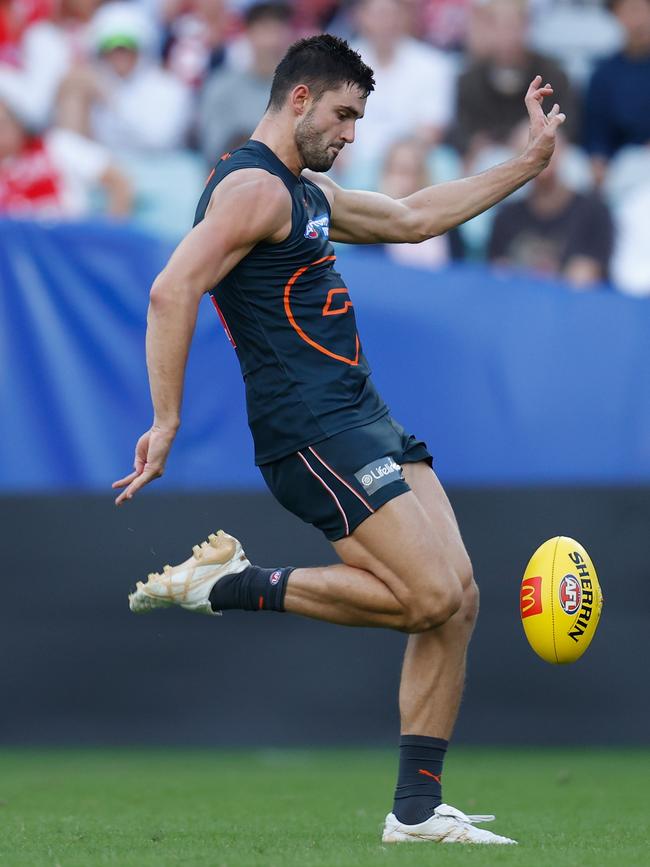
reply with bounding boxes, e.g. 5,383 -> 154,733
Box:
193,140 -> 387,465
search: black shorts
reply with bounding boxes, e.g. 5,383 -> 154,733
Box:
259,415 -> 433,541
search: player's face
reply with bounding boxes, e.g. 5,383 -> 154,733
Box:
295,85 -> 366,172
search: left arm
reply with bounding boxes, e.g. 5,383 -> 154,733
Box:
316,77 -> 565,245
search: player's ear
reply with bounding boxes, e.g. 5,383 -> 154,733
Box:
290,84 -> 312,116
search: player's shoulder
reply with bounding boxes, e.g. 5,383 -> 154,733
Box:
203,168 -> 291,244
209,167 -> 291,218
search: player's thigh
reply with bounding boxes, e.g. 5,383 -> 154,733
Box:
402,461 -> 473,590
333,474 -> 465,607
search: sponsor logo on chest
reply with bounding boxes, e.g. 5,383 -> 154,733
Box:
304,213 -> 329,240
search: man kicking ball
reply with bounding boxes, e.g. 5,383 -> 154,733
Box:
113,34 -> 565,845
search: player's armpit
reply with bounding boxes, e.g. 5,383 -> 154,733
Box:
154,170 -> 292,298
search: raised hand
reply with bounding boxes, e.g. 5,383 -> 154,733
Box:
112,425 -> 177,505
523,75 -> 566,174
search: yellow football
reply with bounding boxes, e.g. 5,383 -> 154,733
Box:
520,536 -> 603,664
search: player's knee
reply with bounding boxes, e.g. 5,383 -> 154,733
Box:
401,582 -> 463,633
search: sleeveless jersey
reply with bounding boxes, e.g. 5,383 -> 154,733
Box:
193,139 -> 387,465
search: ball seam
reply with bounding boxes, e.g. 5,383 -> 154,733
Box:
550,536 -> 560,664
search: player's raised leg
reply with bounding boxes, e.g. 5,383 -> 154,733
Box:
130,480 -> 465,631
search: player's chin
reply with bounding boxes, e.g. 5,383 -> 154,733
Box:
306,153 -> 338,172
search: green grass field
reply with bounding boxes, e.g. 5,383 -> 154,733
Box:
0,748 -> 647,867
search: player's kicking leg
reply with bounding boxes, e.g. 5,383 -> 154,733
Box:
129,465 -> 515,844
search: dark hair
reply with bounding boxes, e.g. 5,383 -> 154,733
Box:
267,34 -> 375,111
244,2 -> 293,28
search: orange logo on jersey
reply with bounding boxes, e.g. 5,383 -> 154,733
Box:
220,152 -> 232,161
284,256 -> 359,365
520,576 -> 543,618
322,288 -> 353,317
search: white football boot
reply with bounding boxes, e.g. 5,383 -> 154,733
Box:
382,803 -> 518,845
128,530 -> 249,615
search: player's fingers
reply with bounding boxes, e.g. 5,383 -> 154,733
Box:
114,466 -> 162,505
526,74 -> 542,96
525,77 -> 552,102
547,103 -> 560,119
115,476 -> 146,505
112,470 -> 140,489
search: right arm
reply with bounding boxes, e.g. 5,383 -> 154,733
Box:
112,170 -> 291,504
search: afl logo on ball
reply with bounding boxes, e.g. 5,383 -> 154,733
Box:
559,574 -> 582,615
270,570 -> 282,585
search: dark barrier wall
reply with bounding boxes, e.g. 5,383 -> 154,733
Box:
2,219 -> 650,490
1,489 -> 647,746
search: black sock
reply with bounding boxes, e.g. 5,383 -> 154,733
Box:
209,565 -> 293,612
392,734 -> 448,825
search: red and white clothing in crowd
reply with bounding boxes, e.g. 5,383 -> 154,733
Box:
0,127 -> 111,217
0,0 -> 53,60
0,5 -> 89,131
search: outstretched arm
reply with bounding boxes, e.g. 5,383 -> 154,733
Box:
320,77 -> 565,245
112,170 -> 291,504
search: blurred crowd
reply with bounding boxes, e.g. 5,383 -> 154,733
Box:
1,0 -> 649,294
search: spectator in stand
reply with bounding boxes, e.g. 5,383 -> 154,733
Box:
58,1 -> 192,152
453,0 -> 577,165
610,180 -> 650,296
293,0 -> 342,33
378,137 -> 463,269
0,96 -> 132,218
418,0 -> 473,52
0,0 -> 52,60
345,0 -> 455,183
0,0 -> 99,132
488,123 -> 613,289
198,2 -> 293,164
584,0 -> 650,185
528,0 -> 623,87
162,0 -> 233,90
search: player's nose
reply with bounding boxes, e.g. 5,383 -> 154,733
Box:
341,120 -> 356,144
